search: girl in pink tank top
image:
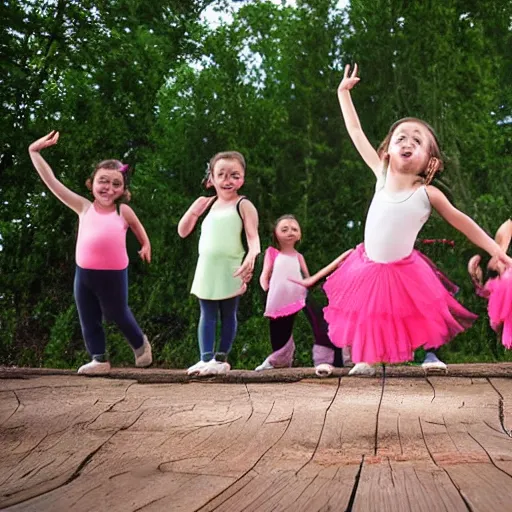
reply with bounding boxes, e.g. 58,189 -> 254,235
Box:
29,131 -> 153,375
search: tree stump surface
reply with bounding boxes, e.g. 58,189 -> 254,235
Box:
1,365 -> 512,511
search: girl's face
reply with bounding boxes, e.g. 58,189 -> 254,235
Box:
92,169 -> 125,207
275,218 -> 301,248
210,158 -> 245,198
388,121 -> 432,175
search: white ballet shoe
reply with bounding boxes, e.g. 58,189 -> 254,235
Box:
77,360 -> 111,375
197,360 -> 230,376
134,335 -> 152,367
421,352 -> 447,372
255,358 -> 274,371
315,363 -> 334,377
348,362 -> 376,376
187,359 -> 211,376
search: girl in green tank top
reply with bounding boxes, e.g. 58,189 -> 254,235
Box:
178,151 -> 260,377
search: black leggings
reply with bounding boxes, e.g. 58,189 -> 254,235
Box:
269,297 -> 337,352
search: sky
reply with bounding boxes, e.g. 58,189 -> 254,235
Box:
201,0 -> 350,29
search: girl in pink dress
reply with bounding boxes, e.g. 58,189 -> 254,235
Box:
469,219 -> 512,348
258,215 -> 343,376
305,64 -> 512,375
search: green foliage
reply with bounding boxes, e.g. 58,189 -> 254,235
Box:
1,0 -> 511,369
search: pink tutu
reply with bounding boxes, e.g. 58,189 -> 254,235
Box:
323,244 -> 477,364
485,269 -> 512,349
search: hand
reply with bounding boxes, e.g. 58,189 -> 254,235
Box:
29,131 -> 60,152
494,249 -> 512,270
234,254 -> 256,283
467,255 -> 483,285
288,276 -> 317,288
338,63 -> 360,93
191,196 -> 215,217
138,244 -> 151,263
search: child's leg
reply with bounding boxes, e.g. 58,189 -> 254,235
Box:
74,267 -> 107,361
303,297 -> 335,366
216,296 -> 240,361
266,314 -> 297,367
198,299 -> 218,362
95,269 -> 144,352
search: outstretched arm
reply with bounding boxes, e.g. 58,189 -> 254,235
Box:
290,248 -> 354,288
177,196 -> 216,238
338,64 -> 382,178
121,204 -> 151,263
234,200 -> 261,283
428,186 -> 512,266
28,131 -> 89,215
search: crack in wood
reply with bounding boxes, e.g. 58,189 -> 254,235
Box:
67,482 -> 103,509
192,409 -> 296,511
374,367 -> 387,456
243,383 -> 254,424
467,431 -> 512,480
1,433 -> 49,487
397,413 -> 403,456
295,376 -> 342,475
425,377 -> 436,403
344,455 -> 364,512
418,417 -> 473,511
486,378 -> 512,438
0,390 -> 21,427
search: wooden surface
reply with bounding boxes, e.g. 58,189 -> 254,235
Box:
1,368 -> 512,511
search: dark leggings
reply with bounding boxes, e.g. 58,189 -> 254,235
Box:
74,266 -> 144,361
269,298 -> 337,352
198,297 -> 240,362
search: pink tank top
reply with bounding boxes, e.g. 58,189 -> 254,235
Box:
76,204 -> 129,270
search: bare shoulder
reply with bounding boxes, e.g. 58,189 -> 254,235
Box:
120,203 -> 137,221
425,185 -> 447,204
238,198 -> 258,217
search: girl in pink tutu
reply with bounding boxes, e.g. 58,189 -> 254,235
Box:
469,219 -> 512,348
310,64 -> 512,375
258,215 -> 345,376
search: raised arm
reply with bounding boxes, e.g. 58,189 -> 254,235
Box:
495,219 -> 512,252
337,64 -> 382,178
177,196 -> 215,238
234,199 -> 261,282
290,248 -> 354,288
428,186 -> 512,267
28,131 -> 89,215
121,204 -> 151,263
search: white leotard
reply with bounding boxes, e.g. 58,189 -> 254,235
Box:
364,174 -> 431,263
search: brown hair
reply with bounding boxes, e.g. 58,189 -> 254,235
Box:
202,151 -> 246,189
272,214 -> 301,249
376,117 -> 444,185
86,159 -> 131,203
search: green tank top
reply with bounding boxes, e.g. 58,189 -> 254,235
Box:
190,199 -> 246,300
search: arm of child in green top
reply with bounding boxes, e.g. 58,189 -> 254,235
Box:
177,196 -> 216,238
234,199 -> 260,283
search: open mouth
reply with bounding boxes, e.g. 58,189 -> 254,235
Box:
401,151 -> 412,158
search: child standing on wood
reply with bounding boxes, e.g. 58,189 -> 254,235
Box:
259,215 -> 350,377
178,151 -> 260,377
29,131 -> 152,375
303,64 -> 511,375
